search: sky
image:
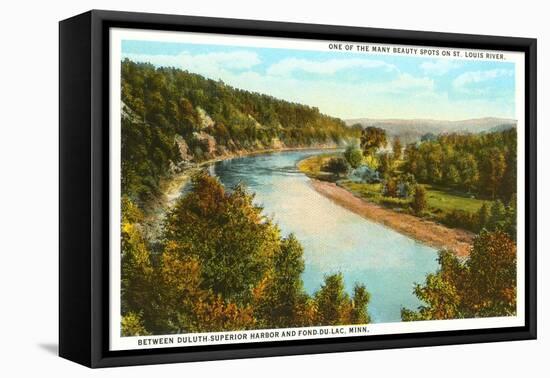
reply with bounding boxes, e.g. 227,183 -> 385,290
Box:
121,40 -> 516,121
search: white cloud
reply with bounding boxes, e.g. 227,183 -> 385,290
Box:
376,73 -> 434,93
452,68 -> 513,94
122,50 -> 261,73
420,59 -> 459,75
266,57 -> 396,76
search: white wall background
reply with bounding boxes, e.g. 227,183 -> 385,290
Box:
0,0 -> 546,375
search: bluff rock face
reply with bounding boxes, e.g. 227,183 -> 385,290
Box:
120,59 -> 358,203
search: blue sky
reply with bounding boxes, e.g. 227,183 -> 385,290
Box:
121,40 -> 516,120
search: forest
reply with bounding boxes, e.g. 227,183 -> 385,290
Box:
401,129 -> 517,235
121,59 -> 358,206
402,129 -> 517,202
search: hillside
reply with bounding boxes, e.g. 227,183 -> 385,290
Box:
346,117 -> 517,144
121,59 -> 358,205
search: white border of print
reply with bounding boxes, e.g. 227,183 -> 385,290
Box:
109,28 -> 526,351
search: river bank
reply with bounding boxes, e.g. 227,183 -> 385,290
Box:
164,145 -> 341,207
142,145 -> 340,241
309,179 -> 474,257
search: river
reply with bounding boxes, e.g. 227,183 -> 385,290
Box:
209,149 -> 439,323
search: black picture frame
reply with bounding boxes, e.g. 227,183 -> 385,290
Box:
59,9 -> 537,368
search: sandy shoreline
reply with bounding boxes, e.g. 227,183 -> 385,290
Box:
310,179 -> 474,257
151,147 -> 474,256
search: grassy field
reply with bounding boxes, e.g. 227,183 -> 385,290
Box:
340,180 -> 488,214
339,181 -> 410,210
340,181 -> 382,201
297,154 -> 489,221
424,185 -> 489,214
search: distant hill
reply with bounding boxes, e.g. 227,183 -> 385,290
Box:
346,117 -> 517,144
121,59 -> 358,204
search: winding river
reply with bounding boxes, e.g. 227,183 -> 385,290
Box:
209,149 -> 439,323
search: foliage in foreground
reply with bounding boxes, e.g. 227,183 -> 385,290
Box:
121,173 -> 371,335
401,230 -> 517,321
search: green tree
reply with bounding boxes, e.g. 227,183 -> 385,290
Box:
121,313 -> 150,336
392,137 -> 402,161
425,143 -> 444,184
402,250 -> 466,321
465,230 -> 517,316
504,195 -> 517,240
401,271 -> 461,321
477,203 -> 490,231
482,148 -> 506,199
253,234 -> 311,328
383,177 -> 398,198
500,149 -> 517,201
350,284 -> 371,324
314,273 -> 351,325
324,157 -> 350,177
456,154 -> 479,193
157,243 -> 256,333
488,200 -> 507,231
403,143 -> 419,174
445,164 -> 460,186
402,230 -> 517,320
378,152 -> 393,178
313,275 -> 370,326
163,173 -> 280,304
344,144 -> 363,169
412,185 -> 427,215
360,127 -> 387,157
120,207 -> 154,318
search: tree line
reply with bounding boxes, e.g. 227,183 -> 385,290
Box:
443,197 -> 516,238
402,129 -> 517,201
332,127 -> 517,235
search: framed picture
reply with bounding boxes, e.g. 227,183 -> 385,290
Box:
59,10 -> 537,368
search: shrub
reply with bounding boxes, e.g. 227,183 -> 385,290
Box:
324,157 -> 350,177
380,196 -> 410,209
344,145 -> 363,169
412,185 -> 427,215
443,209 -> 478,232
383,177 -> 398,197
